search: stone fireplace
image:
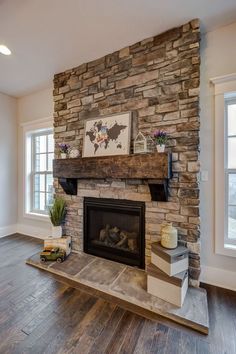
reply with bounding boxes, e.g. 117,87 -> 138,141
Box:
53,19 -> 201,286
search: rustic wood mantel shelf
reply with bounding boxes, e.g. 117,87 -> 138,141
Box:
53,152 -> 172,201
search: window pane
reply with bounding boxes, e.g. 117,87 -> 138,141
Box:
48,134 -> 54,152
46,174 -> 53,193
34,191 -> 40,209
39,135 -> 47,153
35,136 -> 40,153
228,137 -> 236,168
46,193 -> 53,207
35,154 -> 47,171
39,192 -> 45,210
228,206 -> 236,239
229,174 -> 236,205
48,153 -> 53,171
34,174 -> 40,192
228,104 -> 236,136
33,192 -> 45,211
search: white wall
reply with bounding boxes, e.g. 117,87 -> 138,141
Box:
17,87 -> 54,238
200,21 -> 236,290
0,93 -> 17,236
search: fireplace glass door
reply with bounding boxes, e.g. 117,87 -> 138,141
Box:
84,197 -> 145,268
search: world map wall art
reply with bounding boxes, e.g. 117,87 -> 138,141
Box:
82,112 -> 131,157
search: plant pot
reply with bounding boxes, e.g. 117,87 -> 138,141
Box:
156,144 -> 165,153
51,226 -> 62,238
61,153 -> 67,159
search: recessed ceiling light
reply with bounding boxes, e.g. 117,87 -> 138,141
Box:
0,45 -> 11,56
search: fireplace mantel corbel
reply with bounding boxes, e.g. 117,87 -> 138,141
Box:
53,152 -> 172,202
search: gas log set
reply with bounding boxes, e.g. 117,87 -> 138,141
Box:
92,224 -> 138,253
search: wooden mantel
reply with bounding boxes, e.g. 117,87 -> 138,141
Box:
53,152 -> 172,201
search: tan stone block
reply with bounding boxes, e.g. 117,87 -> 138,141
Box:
190,19 -> 200,29
83,76 -> 100,87
189,88 -> 199,97
156,101 -> 178,113
157,202 -> 180,210
163,111 -> 180,121
59,85 -> 70,94
94,92 -> 104,99
116,70 -> 159,90
181,206 -> 199,217
166,213 -> 187,223
67,98 -> 81,109
77,189 -> 100,197
111,181 -> 126,188
81,95 -> 93,105
189,217 -> 200,225
138,106 -> 156,117
119,47 -> 130,58
54,126 -> 66,133
122,98 -> 148,111
187,241 -> 200,254
143,87 -> 161,98
54,94 -> 64,102
121,192 -> 151,202
188,161 -> 200,172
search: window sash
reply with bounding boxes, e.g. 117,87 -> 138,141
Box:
225,99 -> 236,245
30,130 -> 53,215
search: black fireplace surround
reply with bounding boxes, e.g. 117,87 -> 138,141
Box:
84,197 -> 145,269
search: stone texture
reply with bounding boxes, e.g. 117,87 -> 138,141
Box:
53,19 -> 201,284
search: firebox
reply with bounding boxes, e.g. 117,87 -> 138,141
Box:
83,197 -> 145,269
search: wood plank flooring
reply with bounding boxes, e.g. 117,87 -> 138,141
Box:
0,234 -> 235,354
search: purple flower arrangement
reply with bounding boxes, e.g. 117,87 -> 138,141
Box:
153,130 -> 168,146
58,143 -> 70,154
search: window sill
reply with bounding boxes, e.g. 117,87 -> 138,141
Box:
216,243 -> 236,258
24,212 -> 50,223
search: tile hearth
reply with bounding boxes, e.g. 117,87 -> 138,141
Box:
26,251 -> 209,334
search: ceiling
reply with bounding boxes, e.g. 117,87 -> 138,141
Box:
1,0 -> 236,97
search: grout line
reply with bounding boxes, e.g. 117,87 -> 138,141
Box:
109,266 -> 127,289
74,258 -> 97,277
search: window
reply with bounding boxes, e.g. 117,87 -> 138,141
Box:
30,130 -> 54,214
211,73 -> 236,257
225,99 -> 236,245
23,121 -> 54,218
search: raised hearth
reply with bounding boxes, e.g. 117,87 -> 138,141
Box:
26,251 -> 209,334
84,197 -> 145,268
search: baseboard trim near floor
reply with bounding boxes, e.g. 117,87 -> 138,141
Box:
16,224 -> 51,239
201,265 -> 236,292
0,224 -> 17,238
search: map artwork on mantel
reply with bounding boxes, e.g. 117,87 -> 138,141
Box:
82,112 -> 131,157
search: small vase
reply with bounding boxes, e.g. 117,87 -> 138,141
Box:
61,153 -> 67,159
161,223 -> 178,249
156,144 -> 165,153
51,226 -> 62,238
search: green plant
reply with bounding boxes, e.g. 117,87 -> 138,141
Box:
49,197 -> 66,226
153,130 -> 168,145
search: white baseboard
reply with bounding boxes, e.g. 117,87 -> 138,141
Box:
17,223 -> 51,239
201,265 -> 236,292
0,224 -> 17,238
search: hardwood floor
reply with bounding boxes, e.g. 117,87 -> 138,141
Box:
0,234 -> 235,354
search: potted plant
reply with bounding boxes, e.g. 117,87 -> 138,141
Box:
49,197 -> 66,238
58,143 -> 70,159
153,130 -> 168,153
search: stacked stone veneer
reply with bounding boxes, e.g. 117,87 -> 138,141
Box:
53,19 -> 201,285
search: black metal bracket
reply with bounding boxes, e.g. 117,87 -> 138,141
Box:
58,178 -> 77,195
148,180 -> 168,202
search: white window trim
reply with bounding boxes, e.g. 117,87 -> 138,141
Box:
210,74 -> 236,257
22,117 -> 53,222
